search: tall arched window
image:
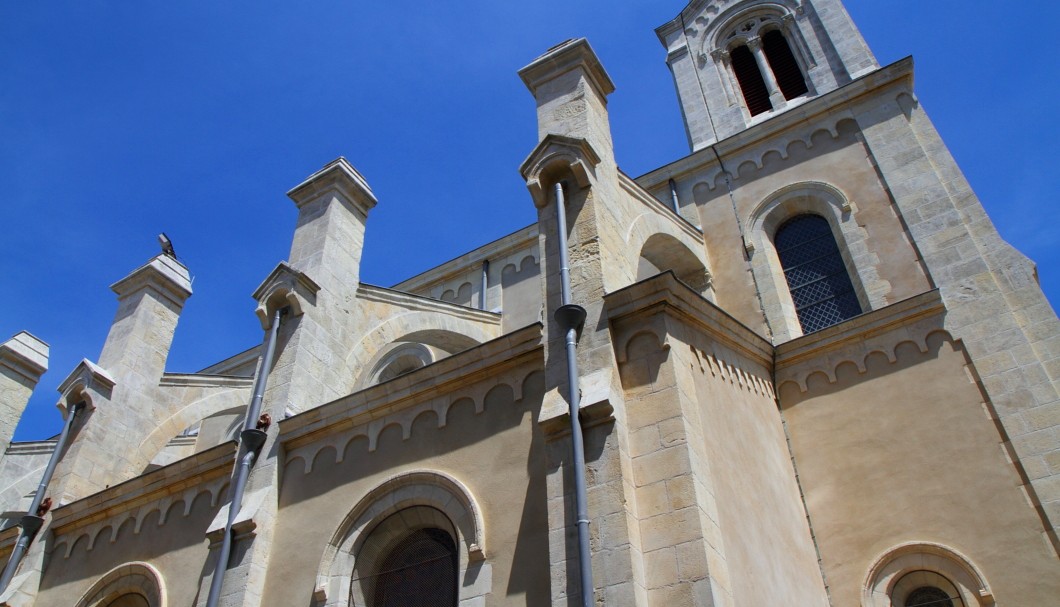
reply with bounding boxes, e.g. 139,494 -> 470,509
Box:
352,506 -> 461,607
731,44 -> 772,116
762,30 -> 807,100
774,214 -> 861,333
720,16 -> 810,117
373,528 -> 458,607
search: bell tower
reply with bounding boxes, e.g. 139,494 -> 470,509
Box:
657,0 -> 877,149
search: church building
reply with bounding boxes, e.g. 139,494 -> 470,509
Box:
1,0 -> 1058,605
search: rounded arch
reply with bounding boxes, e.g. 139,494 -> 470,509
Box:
626,212 -> 712,298
75,561 -> 166,607
313,470 -> 488,607
346,312 -> 498,392
136,387 -> 250,475
862,542 -> 992,607
746,181 -> 886,342
705,0 -> 799,51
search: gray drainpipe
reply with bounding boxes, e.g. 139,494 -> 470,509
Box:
479,259 -> 490,310
205,307 -> 284,607
0,401 -> 84,594
668,178 -> 680,213
552,181 -> 594,606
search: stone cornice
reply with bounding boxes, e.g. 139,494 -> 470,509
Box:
158,373 -> 255,389
775,289 -> 945,370
605,271 -> 773,365
617,171 -> 704,242
0,332 -> 48,384
635,56 -> 915,189
286,157 -> 377,218
109,254 -> 192,307
279,323 -> 543,448
391,223 -> 539,294
518,38 -> 615,100
356,284 -> 502,325
48,441 -> 237,537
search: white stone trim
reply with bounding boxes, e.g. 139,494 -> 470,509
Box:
74,561 -> 166,607
862,542 -> 993,607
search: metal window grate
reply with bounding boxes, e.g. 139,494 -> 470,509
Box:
366,528 -> 458,607
775,214 -> 862,333
903,586 -> 955,607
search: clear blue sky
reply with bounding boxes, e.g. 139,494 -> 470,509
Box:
3,1 -> 1058,441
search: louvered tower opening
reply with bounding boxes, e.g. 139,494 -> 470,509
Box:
762,30 -> 808,100
730,45 -> 773,116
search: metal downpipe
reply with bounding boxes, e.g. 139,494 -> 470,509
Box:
0,401 -> 83,594
205,307 -> 283,607
553,181 -> 594,606
480,259 -> 490,310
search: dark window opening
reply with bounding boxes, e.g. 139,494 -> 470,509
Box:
905,586 -> 955,607
373,528 -> 458,607
774,214 -> 861,333
731,45 -> 773,116
762,30 -> 808,100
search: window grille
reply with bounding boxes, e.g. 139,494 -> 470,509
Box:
762,30 -> 808,100
774,214 -> 861,333
904,586 -> 956,607
731,45 -> 773,116
369,528 -> 458,607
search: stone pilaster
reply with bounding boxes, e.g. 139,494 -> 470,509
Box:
0,333 -> 48,457
856,87 -> 1060,549
520,39 -> 646,605
197,159 -> 377,607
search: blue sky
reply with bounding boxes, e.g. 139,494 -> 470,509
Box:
3,1 -> 1058,441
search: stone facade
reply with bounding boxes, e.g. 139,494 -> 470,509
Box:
1,1 -> 1058,605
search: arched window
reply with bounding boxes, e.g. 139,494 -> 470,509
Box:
774,214 -> 861,333
372,528 -> 458,607
731,44 -> 772,116
892,570 -> 966,607
762,30 -> 807,100
351,505 -> 462,607
719,16 -> 810,117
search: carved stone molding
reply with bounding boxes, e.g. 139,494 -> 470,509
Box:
520,134 -> 602,208
56,358 -> 116,412
251,262 -> 321,329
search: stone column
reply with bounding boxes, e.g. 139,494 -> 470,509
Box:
0,333 -> 48,457
747,37 -> 786,109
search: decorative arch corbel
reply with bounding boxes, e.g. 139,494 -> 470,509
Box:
251,262 -> 321,330
313,470 -> 487,606
519,134 -> 601,208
